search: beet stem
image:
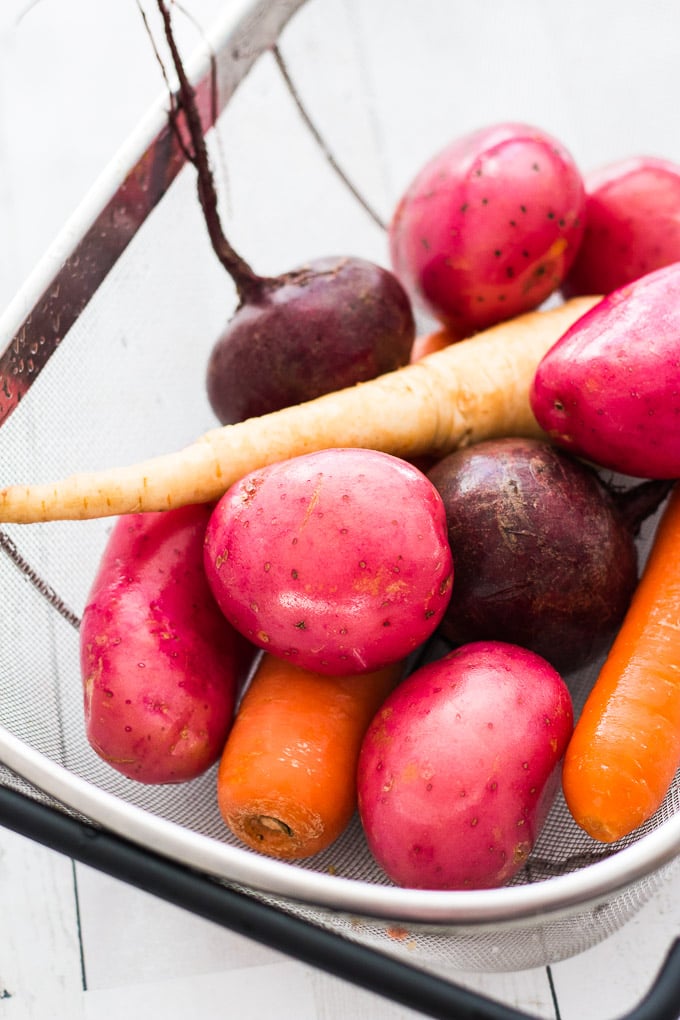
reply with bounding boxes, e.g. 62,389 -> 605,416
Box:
169,2 -> 220,127
155,0 -> 273,303
612,478 -> 676,536
138,2 -> 193,164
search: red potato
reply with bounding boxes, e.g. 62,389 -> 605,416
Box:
80,504 -> 240,784
203,448 -> 453,676
357,641 -> 573,890
389,122 -> 586,336
563,156 -> 680,297
530,261 -> 680,479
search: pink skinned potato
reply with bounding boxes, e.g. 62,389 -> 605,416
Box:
357,641 -> 573,890
389,122 -> 586,336
530,261 -> 680,479
563,155 -> 680,297
80,504 -> 240,784
203,448 -> 453,676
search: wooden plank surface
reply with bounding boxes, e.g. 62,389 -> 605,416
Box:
1,2 -> 679,1019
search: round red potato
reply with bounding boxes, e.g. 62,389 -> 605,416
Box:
389,122 -> 586,336
203,448 -> 453,676
80,504 -> 241,784
563,155 -> 680,297
357,641 -> 573,890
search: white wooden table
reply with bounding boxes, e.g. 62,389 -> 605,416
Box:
1,2 -> 679,1018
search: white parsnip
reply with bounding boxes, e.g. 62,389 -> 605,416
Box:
0,296 -> 598,524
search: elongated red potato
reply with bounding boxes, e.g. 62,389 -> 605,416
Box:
80,503 -> 240,783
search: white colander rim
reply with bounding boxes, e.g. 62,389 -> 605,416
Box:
2,721 -> 678,928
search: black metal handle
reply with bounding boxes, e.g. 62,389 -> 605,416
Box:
1,785 -> 679,1020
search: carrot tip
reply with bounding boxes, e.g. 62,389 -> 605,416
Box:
219,798 -> 330,860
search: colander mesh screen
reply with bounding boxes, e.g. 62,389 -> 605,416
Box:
0,0 -> 679,975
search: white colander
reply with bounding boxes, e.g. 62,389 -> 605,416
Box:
1,1 -> 680,1017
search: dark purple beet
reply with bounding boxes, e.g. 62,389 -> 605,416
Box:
206,255 -> 414,424
155,1 -> 415,426
426,437 -> 672,674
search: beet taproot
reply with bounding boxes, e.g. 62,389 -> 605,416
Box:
427,437 -> 672,673
205,255 -> 414,425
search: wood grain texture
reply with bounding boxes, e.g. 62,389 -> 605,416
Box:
0,829 -> 83,1013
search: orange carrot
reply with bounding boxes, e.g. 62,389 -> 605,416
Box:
409,326 -> 461,362
216,653 -> 403,860
563,482 -> 680,843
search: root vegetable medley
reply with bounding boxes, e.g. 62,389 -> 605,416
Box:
13,14 -> 680,885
